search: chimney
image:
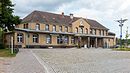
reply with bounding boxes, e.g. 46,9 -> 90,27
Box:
61,12 -> 64,18
70,13 -> 73,19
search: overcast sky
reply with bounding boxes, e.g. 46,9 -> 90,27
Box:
11,0 -> 130,39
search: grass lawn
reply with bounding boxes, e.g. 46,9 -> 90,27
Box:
113,48 -> 130,51
0,49 -> 16,57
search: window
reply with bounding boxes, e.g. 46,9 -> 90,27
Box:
53,25 -> 56,32
99,30 -> 101,35
24,23 -> 28,29
33,34 -> 39,43
36,23 -> 40,30
90,29 -> 92,34
75,27 -> 78,33
92,29 -> 96,35
85,28 -> 88,34
106,30 -> 108,36
46,35 -> 51,44
101,30 -> 103,35
17,33 -> 24,43
59,26 -> 62,32
65,26 -> 68,32
103,30 -> 104,36
57,35 -> 63,44
80,27 -> 83,34
45,24 -> 49,31
71,36 -> 75,44
64,36 -> 69,44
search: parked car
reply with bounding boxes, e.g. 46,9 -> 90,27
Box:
113,45 -> 120,48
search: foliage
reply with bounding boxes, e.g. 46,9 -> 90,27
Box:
0,0 -> 21,31
113,48 -> 130,51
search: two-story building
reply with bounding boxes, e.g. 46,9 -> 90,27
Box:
5,10 -> 116,48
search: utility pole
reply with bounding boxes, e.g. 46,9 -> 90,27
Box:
116,18 -> 128,48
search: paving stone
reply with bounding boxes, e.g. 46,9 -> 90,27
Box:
33,48 -> 130,73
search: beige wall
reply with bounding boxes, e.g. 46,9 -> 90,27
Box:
16,23 -> 72,33
72,18 -> 90,34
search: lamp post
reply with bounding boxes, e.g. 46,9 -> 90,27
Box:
116,18 -> 128,48
11,24 -> 15,54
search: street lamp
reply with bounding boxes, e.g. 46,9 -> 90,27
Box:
116,18 -> 128,48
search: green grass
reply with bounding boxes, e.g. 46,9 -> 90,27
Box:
113,48 -> 130,51
0,49 -> 16,57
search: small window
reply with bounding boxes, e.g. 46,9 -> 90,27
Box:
80,27 -> 83,34
36,23 -> 40,30
24,23 -> 28,29
46,35 -> 51,44
99,30 -> 101,35
33,34 -> 39,43
106,30 -> 108,36
90,29 -> 92,34
65,26 -> 68,32
64,36 -> 69,44
53,25 -> 56,32
85,28 -> 88,34
101,30 -> 103,35
75,27 -> 78,33
59,26 -> 62,32
71,36 -> 75,44
17,33 -> 24,43
92,29 -> 96,35
45,24 -> 49,31
57,35 -> 63,44
103,30 -> 104,36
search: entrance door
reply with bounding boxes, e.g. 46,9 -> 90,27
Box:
90,37 -> 95,47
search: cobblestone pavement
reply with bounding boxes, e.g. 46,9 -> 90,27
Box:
6,49 -> 45,73
0,58 -> 11,73
33,48 -> 130,73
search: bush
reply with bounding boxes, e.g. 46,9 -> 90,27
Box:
0,44 -> 5,49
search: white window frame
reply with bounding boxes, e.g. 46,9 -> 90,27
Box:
75,27 -> 78,33
80,27 -> 83,34
36,23 -> 40,30
53,25 -> 56,32
46,35 -> 51,44
65,26 -> 68,32
59,26 -> 62,32
45,24 -> 49,31
17,33 -> 23,43
33,34 -> 38,43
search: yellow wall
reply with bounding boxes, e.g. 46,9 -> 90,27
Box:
72,18 -> 90,34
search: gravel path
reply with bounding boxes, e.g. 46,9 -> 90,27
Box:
33,48 -> 130,73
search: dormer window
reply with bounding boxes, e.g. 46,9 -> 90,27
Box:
45,24 -> 49,31
53,25 -> 56,32
36,23 -> 40,30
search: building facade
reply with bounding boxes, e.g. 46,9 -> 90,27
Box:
5,11 -> 116,48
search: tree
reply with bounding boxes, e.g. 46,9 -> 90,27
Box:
125,27 -> 130,47
0,0 -> 21,31
0,0 -> 21,49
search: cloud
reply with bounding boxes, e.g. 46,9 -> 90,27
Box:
11,0 -> 130,38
